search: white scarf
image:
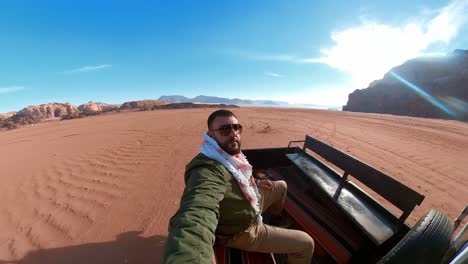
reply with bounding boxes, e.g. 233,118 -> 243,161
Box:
200,132 -> 262,223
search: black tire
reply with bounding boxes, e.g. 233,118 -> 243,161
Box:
378,209 -> 454,264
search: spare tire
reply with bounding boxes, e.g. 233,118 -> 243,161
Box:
378,209 -> 454,264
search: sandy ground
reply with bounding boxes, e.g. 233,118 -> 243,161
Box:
0,107 -> 467,263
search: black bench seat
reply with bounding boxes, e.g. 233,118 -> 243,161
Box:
287,152 -> 396,245
284,135 -> 425,247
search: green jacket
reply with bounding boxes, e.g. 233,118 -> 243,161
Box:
162,153 -> 258,263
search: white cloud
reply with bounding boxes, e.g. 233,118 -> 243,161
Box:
63,64 -> 112,74
303,0 -> 468,88
425,0 -> 468,43
265,72 -> 284,78
0,86 -> 24,94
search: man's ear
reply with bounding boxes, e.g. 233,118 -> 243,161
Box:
207,130 -> 213,137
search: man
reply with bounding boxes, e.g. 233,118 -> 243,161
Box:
163,109 -> 314,263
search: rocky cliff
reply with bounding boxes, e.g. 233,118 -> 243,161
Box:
343,50 -> 468,121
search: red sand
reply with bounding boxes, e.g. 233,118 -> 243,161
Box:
0,108 -> 467,263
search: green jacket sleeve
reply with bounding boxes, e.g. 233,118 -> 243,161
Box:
162,164 -> 227,263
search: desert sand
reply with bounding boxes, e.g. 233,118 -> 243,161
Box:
0,107 -> 467,263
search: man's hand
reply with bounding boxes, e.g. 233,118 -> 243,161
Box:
257,179 -> 275,190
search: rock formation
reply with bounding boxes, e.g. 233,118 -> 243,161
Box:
0,103 -> 79,129
343,50 -> 468,121
1,98 -> 241,131
78,101 -> 119,113
120,100 -> 167,110
15,103 -> 79,120
0,112 -> 16,121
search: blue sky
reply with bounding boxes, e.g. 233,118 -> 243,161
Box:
1,0 -> 467,113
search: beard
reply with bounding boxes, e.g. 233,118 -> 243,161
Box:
219,138 -> 242,155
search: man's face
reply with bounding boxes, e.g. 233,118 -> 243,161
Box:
208,115 -> 242,155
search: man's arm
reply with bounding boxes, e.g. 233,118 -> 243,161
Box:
163,165 -> 227,263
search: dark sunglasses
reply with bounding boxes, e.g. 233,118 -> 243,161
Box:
211,123 -> 243,136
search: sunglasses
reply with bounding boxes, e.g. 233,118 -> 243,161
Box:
211,123 -> 243,136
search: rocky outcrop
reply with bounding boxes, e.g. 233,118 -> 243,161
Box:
15,103 -> 79,119
120,100 -> 167,110
1,103 -> 79,129
0,112 -> 16,121
343,50 -> 468,121
78,102 -> 119,113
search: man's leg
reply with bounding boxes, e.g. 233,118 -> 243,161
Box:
227,224 -> 314,264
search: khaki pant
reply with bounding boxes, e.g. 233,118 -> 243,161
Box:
226,181 -> 314,264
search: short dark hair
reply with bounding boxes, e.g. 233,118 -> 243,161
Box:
207,109 -> 237,129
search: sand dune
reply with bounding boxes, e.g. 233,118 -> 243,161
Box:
0,108 -> 467,263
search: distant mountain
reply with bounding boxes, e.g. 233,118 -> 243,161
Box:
157,95 -> 289,106
157,95 -> 191,103
153,102 -> 239,110
343,50 -> 468,121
